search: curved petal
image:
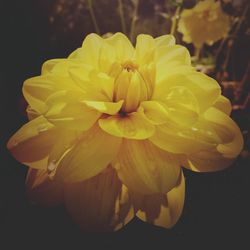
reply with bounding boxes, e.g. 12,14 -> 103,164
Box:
156,45 -> 191,71
64,167 -> 134,231
48,129 -> 82,174
135,34 -> 155,65
203,107 -> 243,158
7,116 -> 59,165
213,95 -> 232,115
26,106 -> 40,121
99,112 -> 155,140
82,100 -> 123,115
149,118 -> 221,154
105,32 -> 134,62
23,74 -> 80,114
156,65 -> 195,83
41,59 -> 65,75
69,70 -> 114,102
154,71 -> 221,112
27,156 -> 48,169
55,125 -> 121,182
98,42 -> 117,72
41,58 -> 83,76
131,170 -> 185,228
181,107 -> 243,172
68,33 -> 104,69
155,35 -> 175,47
26,167 -> 63,207
163,86 -> 199,112
139,101 -> 169,125
22,76 -> 54,114
140,98 -> 198,128
157,86 -> 199,126
182,149 -> 235,172
44,99 -> 101,131
113,139 -> 181,194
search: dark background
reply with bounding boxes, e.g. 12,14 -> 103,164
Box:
1,0 -> 250,249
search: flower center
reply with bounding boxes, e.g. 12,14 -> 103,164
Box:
121,61 -> 138,72
112,60 -> 152,114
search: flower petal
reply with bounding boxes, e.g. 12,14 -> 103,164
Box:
99,112 -> 155,140
7,116 -> 59,165
203,107 -> 243,158
149,118 -> 221,154
155,35 -> 175,47
113,139 -> 181,194
105,32 -> 134,62
182,149 -> 235,172
23,73 -> 81,114
64,167 -> 134,231
55,125 -> 121,182
68,33 -> 104,68
26,106 -> 40,121
69,70 -> 114,102
98,42 -> 117,72
44,98 -> 101,131
82,100 -> 123,115
41,58 -> 83,76
135,34 -> 155,65
154,70 -> 221,112
156,86 -> 200,126
26,167 -> 63,207
22,76 -> 54,114
48,129 -> 81,173
156,44 -> 191,70
139,101 -> 169,125
181,107 -> 243,172
213,95 -> 232,115
131,170 -> 185,228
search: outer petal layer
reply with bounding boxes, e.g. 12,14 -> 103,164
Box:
131,171 -> 185,228
68,33 -> 103,69
55,125 -> 121,182
203,107 -> 243,158
113,139 -> 180,194
64,167 -> 134,231
149,119 -> 220,155
182,149 -> 235,172
7,116 -> 59,165
44,91 -> 101,131
213,95 -> 232,115
154,71 -> 221,112
182,107 -> 243,172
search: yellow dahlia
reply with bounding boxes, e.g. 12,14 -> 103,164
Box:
178,0 -> 230,48
7,32 -> 243,231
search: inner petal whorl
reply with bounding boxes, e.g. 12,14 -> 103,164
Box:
112,60 -> 155,114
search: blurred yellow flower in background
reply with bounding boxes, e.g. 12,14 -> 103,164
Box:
7,32 -> 243,231
178,0 -> 230,48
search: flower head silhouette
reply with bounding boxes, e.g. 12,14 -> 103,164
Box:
8,33 -> 243,231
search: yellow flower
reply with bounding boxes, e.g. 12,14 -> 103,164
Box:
7,32 -> 243,231
178,0 -> 230,48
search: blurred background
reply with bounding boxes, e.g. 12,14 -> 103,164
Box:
1,0 -> 250,248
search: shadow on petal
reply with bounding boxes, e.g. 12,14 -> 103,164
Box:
64,166 -> 134,232
130,171 -> 185,228
26,166 -> 64,207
